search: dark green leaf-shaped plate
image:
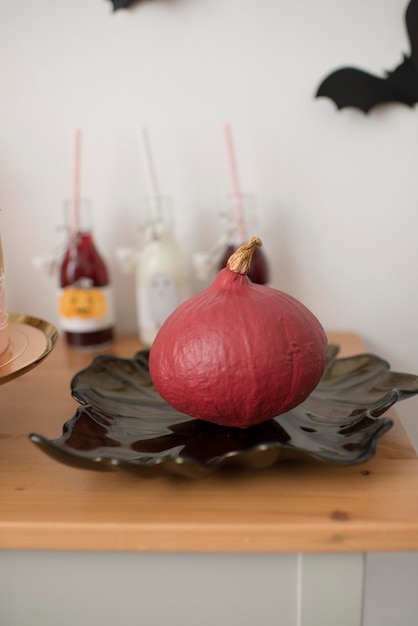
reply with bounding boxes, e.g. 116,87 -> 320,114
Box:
30,345 -> 418,478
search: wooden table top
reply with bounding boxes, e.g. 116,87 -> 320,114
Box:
0,331 -> 417,554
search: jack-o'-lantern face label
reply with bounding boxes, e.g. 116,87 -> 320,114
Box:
57,279 -> 115,332
59,286 -> 107,319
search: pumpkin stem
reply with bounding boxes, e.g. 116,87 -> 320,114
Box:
226,236 -> 263,275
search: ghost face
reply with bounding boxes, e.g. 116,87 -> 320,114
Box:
147,273 -> 177,324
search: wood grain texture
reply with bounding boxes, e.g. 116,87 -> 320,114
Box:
0,332 -> 417,553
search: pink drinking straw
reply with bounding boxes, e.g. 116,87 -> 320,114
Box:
71,128 -> 82,233
223,123 -> 246,241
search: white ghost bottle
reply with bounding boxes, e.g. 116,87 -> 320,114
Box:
135,204 -> 190,346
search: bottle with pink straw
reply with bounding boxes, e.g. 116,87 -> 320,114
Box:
57,129 -> 115,349
218,124 -> 269,285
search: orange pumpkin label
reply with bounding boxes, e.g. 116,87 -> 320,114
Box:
57,282 -> 115,332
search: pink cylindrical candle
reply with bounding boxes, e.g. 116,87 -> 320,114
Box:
0,228 -> 9,355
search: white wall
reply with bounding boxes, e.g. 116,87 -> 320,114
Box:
1,5 -> 417,372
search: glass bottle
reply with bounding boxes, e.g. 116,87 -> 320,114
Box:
218,194 -> 270,284
135,197 -> 190,346
58,199 -> 115,349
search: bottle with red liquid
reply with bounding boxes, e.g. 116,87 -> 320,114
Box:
218,194 -> 270,285
58,199 -> 115,349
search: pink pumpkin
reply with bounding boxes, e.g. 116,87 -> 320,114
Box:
150,237 -> 328,428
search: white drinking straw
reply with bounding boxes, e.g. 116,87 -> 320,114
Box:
223,123 -> 246,241
138,127 -> 163,221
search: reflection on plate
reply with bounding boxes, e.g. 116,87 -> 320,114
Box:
0,313 -> 59,385
30,345 -> 418,478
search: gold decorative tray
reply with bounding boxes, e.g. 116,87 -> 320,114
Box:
0,313 -> 59,385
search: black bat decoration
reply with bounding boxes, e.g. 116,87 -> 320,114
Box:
108,0 -> 139,10
316,0 -> 418,113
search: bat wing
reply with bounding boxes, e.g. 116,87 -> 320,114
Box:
316,59 -> 418,113
316,68 -> 401,113
316,0 -> 418,113
406,0 -> 418,69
